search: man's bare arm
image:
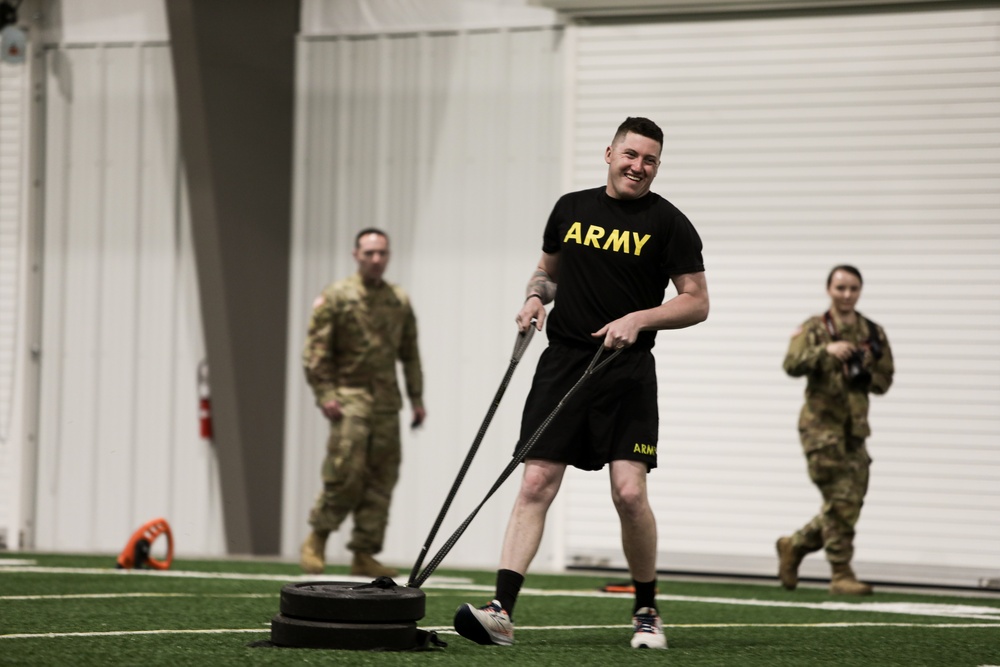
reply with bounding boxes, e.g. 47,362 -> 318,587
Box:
638,271 -> 710,330
593,271 -> 709,348
526,252 -> 558,302
517,252 -> 559,332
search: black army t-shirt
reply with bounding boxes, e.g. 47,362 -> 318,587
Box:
541,186 -> 704,351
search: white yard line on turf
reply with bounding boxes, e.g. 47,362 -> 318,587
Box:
3,593 -> 274,600
5,622 -> 1000,641
0,565 -> 470,586
437,584 -> 1000,622
4,566 -> 999,622
1,628 -> 269,640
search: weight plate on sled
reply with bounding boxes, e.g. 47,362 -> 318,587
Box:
270,613 -> 418,650
280,580 -> 425,623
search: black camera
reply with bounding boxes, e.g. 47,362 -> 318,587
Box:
845,350 -> 871,387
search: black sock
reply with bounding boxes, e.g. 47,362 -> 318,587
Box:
495,569 -> 525,620
633,578 -> 657,613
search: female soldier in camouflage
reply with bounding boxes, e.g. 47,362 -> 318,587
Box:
776,265 -> 894,595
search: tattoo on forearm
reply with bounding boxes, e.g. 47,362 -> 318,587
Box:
527,269 -> 556,303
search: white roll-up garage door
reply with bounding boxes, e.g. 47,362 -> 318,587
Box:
560,5 -> 1000,588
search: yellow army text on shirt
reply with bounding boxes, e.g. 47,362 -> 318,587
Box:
303,273 -> 423,415
782,311 -> 894,447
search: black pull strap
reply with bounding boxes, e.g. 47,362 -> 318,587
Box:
408,345 -> 620,588
406,325 -> 536,585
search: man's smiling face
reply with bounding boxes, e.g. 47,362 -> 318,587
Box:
605,131 -> 661,200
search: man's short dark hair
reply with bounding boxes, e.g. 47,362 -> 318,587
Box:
612,117 -> 664,148
355,227 -> 389,248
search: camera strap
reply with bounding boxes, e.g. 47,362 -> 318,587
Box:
822,311 -> 840,340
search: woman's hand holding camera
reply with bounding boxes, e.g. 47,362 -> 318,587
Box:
825,340 -> 856,361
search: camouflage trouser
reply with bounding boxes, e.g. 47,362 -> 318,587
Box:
792,432 -> 870,565
308,410 -> 401,554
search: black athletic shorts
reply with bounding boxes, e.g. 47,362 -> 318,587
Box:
514,343 -> 659,471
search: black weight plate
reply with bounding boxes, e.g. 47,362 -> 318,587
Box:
270,614 -> 418,650
280,581 -> 425,623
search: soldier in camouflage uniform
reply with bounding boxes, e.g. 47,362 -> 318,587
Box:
300,228 -> 425,578
777,265 -> 893,595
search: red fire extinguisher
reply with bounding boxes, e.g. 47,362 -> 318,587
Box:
198,360 -> 213,440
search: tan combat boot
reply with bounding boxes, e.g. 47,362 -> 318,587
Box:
351,552 -> 398,578
776,536 -> 807,590
829,563 -> 873,595
300,530 -> 329,575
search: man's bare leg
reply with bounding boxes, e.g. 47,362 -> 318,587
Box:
610,459 -> 657,580
500,458 -> 567,573
610,459 -> 666,649
453,458 -> 566,646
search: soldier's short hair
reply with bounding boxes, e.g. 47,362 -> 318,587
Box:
355,228 -> 389,248
612,117 -> 664,150
827,264 -> 863,287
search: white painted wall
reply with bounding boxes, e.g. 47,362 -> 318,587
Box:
301,0 -> 559,35
282,26 -> 567,574
39,0 -> 169,44
31,36 -> 224,555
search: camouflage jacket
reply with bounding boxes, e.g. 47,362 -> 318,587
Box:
783,311 -> 894,439
303,273 -> 423,414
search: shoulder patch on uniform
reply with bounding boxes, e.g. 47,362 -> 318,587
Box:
312,295 -> 326,310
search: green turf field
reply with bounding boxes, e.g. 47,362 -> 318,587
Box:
2,553 -> 999,666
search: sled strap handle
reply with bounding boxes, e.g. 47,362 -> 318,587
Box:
409,345 -> 620,588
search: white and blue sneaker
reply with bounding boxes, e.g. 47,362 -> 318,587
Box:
630,606 -> 667,649
454,599 -> 514,646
